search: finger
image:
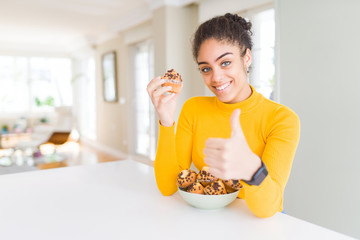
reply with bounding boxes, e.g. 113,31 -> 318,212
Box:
230,108 -> 244,138
208,166 -> 233,180
208,167 -> 226,180
203,147 -> 221,158
205,137 -> 226,149
161,87 -> 182,101
172,92 -> 180,101
147,77 -> 164,94
152,86 -> 172,98
204,156 -> 222,170
150,87 -> 171,108
160,92 -> 176,104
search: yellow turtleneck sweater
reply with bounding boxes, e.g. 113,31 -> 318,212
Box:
154,86 -> 300,218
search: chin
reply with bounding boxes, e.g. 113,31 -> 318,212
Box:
214,92 -> 233,103
216,96 -> 232,103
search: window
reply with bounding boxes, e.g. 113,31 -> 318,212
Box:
0,56 -> 29,112
130,40 -> 156,160
247,8 -> 276,100
0,56 -> 72,113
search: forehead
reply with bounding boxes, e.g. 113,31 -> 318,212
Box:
197,38 -> 240,61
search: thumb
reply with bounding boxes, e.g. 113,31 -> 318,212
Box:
230,109 -> 242,137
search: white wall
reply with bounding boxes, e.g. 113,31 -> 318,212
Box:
198,0 -> 272,23
277,0 -> 360,238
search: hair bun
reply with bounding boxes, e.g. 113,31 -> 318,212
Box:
192,12 -> 254,60
224,13 -> 252,32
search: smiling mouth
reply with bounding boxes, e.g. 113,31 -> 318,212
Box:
214,81 -> 232,91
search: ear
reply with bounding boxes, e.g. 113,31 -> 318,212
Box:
243,48 -> 252,68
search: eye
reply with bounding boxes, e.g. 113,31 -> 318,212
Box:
221,61 -> 231,67
200,67 -> 211,73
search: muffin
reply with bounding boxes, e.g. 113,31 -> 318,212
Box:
186,182 -> 204,194
223,179 -> 243,191
161,69 -> 183,93
176,169 -> 197,189
196,166 -> 217,186
204,180 -> 227,195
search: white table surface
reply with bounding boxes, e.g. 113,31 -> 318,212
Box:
0,160 -> 355,240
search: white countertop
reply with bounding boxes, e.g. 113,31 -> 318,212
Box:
0,160 -> 354,240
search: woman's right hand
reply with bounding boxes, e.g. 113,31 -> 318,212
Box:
146,76 -> 181,127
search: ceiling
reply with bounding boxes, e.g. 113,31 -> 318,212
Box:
0,0 -> 196,54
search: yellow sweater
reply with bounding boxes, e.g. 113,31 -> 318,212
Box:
154,86 -> 300,217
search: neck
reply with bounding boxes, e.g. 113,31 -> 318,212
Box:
227,83 -> 252,104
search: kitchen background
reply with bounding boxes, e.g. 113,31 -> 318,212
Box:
0,0 -> 359,238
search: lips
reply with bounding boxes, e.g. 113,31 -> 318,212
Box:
214,81 -> 232,91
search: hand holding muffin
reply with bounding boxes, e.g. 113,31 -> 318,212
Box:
146,69 -> 183,127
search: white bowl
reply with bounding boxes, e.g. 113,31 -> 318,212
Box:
178,188 -> 240,209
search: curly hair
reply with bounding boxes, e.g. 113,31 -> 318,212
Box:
192,13 -> 253,60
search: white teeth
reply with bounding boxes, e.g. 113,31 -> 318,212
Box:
215,82 -> 231,91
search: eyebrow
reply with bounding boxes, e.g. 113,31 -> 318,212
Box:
197,52 -> 233,65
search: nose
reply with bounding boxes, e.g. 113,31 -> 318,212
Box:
211,67 -> 223,83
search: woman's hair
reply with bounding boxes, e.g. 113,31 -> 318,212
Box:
192,13 -> 253,60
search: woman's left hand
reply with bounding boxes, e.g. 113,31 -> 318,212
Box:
203,109 -> 262,180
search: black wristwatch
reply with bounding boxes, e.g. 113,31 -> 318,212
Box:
243,161 -> 268,186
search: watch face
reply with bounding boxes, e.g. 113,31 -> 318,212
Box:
253,170 -> 267,186
244,161 -> 268,186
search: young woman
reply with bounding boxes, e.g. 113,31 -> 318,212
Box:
146,13 -> 300,218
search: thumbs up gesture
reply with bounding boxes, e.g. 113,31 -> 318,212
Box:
204,109 -> 262,180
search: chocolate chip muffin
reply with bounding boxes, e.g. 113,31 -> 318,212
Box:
204,180 -> 227,195
161,69 -> 183,93
196,166 -> 217,186
176,169 -> 197,189
223,179 -> 243,190
186,182 -> 204,194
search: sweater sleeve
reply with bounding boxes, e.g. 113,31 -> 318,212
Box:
242,106 -> 300,218
154,100 -> 194,196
